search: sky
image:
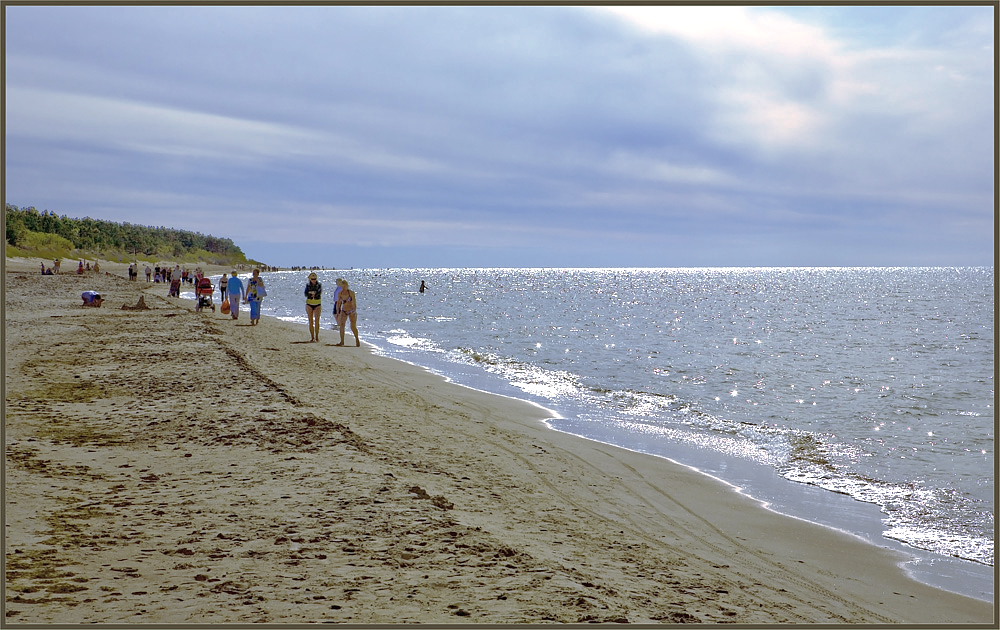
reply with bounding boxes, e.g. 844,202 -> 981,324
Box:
4,4 -> 995,268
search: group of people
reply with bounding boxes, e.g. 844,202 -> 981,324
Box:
71,265 -> 361,345
218,269 -> 267,326
304,274 -> 359,346
42,259 -> 99,275
137,264 -> 199,283
211,270 -> 358,344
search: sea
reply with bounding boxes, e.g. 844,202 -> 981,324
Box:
187,266 -> 994,601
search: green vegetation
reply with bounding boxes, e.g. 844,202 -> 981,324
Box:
5,203 -> 257,266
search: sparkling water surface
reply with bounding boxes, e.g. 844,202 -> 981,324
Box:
198,267 -> 993,595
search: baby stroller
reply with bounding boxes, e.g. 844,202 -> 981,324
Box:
196,277 -> 215,312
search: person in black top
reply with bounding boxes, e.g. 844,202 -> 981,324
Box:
305,273 -> 323,342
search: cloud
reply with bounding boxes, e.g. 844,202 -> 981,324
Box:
598,5 -> 835,57
596,6 -> 838,149
7,83 -> 458,176
4,5 -> 993,267
596,4 -> 993,188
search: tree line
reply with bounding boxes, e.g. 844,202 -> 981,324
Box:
5,204 -> 249,263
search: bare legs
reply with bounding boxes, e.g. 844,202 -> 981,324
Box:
307,305 -> 322,342
337,312 -> 360,347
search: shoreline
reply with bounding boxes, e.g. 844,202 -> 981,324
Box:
343,335 -> 998,603
233,266 -> 995,601
4,258 -> 994,623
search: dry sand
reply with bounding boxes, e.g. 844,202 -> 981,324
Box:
4,257 -> 993,624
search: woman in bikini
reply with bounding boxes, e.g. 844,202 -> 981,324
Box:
335,279 -> 360,347
305,273 -> 322,342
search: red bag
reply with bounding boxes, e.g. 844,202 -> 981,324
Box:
220,298 -> 231,315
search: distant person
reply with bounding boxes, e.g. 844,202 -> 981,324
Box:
245,268 -> 266,326
304,273 -> 323,342
81,291 -> 104,307
145,265 -> 152,282
419,280 -> 428,293
93,261 -> 100,273
53,259 -> 61,274
335,279 -> 360,347
227,270 -> 245,320
77,261 -> 84,274
332,278 -> 345,326
219,273 -> 229,303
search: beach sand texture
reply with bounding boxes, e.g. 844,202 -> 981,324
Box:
4,260 -> 993,624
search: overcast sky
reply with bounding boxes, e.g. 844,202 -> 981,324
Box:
5,4 -> 994,268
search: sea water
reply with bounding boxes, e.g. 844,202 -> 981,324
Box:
193,267 -> 994,600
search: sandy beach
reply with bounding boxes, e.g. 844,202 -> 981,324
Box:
3,258 -> 993,624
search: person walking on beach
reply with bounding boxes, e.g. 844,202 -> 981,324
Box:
245,268 -> 266,326
227,270 -> 245,320
335,279 -> 360,347
169,273 -> 181,298
219,273 -> 229,304
330,278 -> 344,329
145,265 -> 152,282
419,280 -> 428,293
305,273 -> 323,342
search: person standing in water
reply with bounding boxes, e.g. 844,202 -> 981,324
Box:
335,279 -> 360,347
419,280 -> 428,293
305,273 -> 323,342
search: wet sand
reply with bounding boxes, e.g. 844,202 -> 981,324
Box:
4,258 -> 993,624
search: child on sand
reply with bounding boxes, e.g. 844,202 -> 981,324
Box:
81,291 -> 104,307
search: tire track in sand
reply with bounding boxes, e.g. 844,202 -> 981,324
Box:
439,396 -> 894,624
